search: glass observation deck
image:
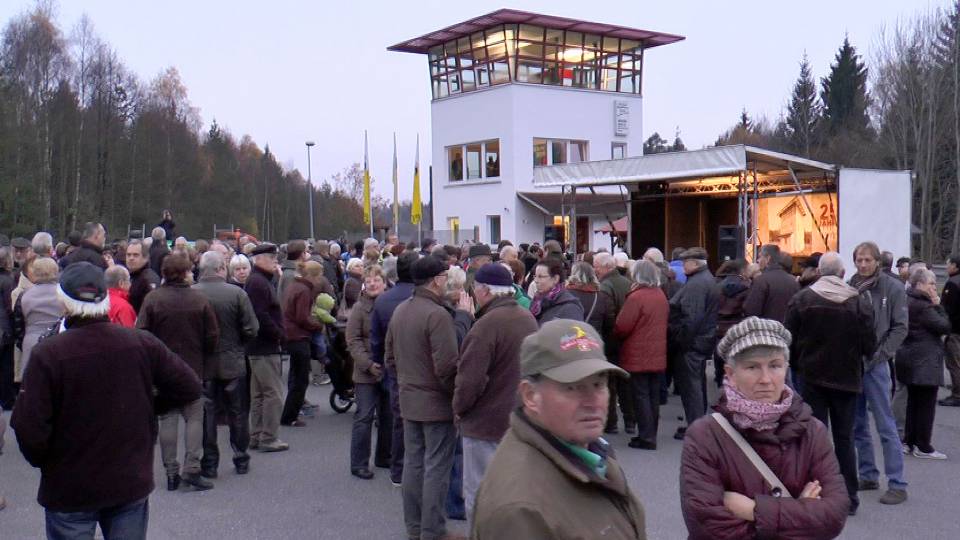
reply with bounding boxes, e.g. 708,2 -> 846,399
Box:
388,9 -> 684,100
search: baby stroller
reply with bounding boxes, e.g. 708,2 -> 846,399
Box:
313,322 -> 355,413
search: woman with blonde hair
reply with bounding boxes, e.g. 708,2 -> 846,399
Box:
16,258 -> 63,379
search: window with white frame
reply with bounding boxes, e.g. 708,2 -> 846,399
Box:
533,138 -> 589,166
447,139 -> 500,182
612,142 -> 627,159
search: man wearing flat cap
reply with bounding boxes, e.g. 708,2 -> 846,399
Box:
453,263 -> 538,527
244,243 -> 289,453
471,319 -> 646,540
385,255 -> 461,540
668,246 -> 720,439
464,243 -> 493,295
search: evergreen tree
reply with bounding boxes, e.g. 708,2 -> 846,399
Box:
785,53 -> 821,156
738,108 -> 752,131
820,37 -> 871,135
643,132 -> 669,155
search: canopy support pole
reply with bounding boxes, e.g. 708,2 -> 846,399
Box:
570,185 -> 578,256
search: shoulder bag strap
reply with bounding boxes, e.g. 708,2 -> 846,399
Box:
586,293 -> 598,321
710,412 -> 792,499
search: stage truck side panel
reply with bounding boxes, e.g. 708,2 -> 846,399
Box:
837,168 -> 912,277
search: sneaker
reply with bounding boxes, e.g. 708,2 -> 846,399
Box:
673,427 -> 687,440
391,479 -> 402,488
259,440 -> 290,453
857,479 -> 879,491
912,448 -> 947,460
902,444 -> 913,455
249,439 -> 260,451
878,488 -> 907,505
317,373 -> 331,385
938,396 -> 960,407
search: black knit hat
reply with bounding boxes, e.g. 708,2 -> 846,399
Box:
59,262 -> 107,303
474,263 -> 513,287
411,255 -> 448,285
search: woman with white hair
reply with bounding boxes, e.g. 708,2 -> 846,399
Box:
228,255 -> 251,288
565,262 -> 613,335
342,258 -> 365,315
16,258 -> 63,378
614,260 -> 668,450
680,317 -> 848,539
897,268 -> 951,459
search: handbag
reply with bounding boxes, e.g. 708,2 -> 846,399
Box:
711,412 -> 793,499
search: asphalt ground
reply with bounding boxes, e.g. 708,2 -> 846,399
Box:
1,378 -> 959,539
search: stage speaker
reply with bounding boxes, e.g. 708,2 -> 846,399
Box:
717,225 -> 741,262
544,225 -> 564,244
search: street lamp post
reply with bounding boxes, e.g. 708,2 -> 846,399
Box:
306,141 -> 315,240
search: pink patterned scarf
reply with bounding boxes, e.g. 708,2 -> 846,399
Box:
722,378 -> 794,431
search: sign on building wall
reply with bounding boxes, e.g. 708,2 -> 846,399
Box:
614,100 -> 629,136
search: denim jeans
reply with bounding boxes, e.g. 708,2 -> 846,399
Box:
349,381 -> 392,471
386,368 -> 405,483
462,436 -> 498,530
445,436 -> 465,520
45,497 -> 148,540
854,361 -> 907,490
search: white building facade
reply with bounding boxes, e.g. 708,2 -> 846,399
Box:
390,9 -> 683,249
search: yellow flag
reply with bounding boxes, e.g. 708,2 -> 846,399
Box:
363,131 -> 371,225
411,134 -> 422,225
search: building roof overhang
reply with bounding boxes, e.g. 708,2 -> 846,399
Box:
387,8 -> 685,54
531,145 -> 837,190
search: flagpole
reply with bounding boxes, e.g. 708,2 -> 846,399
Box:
392,132 -> 399,240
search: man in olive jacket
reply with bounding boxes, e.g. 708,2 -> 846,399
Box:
593,252 -> 635,434
453,264 -> 538,525
385,255 -> 460,540
471,319 -> 645,540
193,251 -> 259,476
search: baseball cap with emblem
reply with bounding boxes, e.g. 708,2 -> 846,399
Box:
521,319 -> 627,383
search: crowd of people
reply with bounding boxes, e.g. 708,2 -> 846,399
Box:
0,216 -> 957,539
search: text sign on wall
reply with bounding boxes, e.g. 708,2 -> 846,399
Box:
614,100 -> 629,136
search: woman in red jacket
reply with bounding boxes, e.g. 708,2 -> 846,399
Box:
613,260 -> 668,450
680,317 -> 848,539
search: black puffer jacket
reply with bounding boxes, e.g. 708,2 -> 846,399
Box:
896,288 -> 951,386
58,241 -> 108,270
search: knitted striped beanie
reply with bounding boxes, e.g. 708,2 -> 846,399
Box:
717,316 -> 792,362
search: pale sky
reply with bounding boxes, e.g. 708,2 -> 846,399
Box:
1,0 -> 938,201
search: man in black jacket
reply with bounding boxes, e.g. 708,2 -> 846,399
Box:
13,262 -> 201,537
784,252 -> 876,515
939,254 -> 960,407
668,247 -> 719,438
124,239 -> 160,314
58,222 -> 108,270
744,244 -> 798,322
245,243 -> 289,452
